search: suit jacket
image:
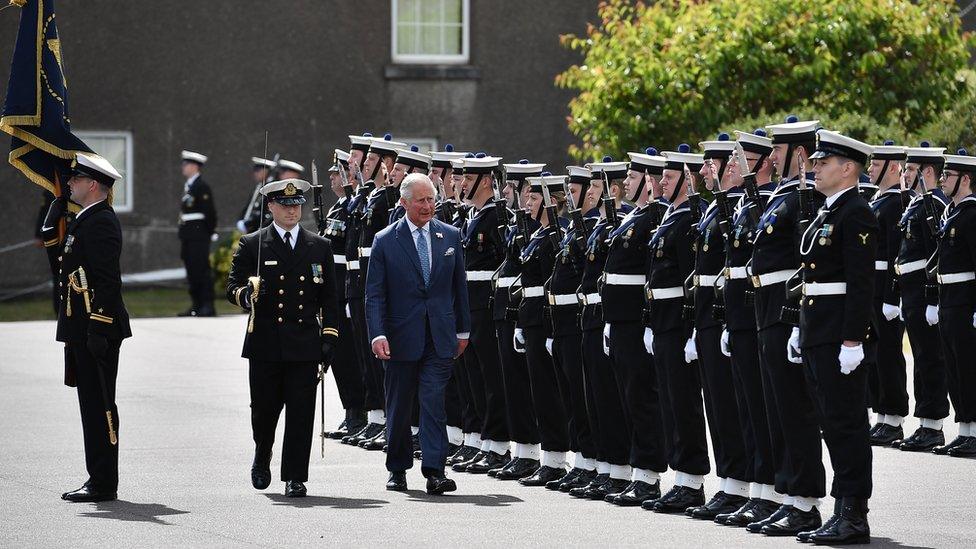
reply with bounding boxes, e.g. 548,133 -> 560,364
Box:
365,217 -> 471,361
49,201 -> 132,343
226,225 -> 340,362
178,175 -> 217,240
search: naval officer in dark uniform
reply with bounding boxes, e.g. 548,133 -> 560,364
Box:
45,154 -> 131,503
226,178 -> 340,498
178,150 -> 217,317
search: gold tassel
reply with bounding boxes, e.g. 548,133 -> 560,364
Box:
246,276 -> 261,333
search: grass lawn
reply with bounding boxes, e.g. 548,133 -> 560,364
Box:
0,287 -> 244,322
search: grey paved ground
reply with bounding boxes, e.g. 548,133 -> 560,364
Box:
0,316 -> 972,547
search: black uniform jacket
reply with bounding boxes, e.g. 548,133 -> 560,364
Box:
601,201 -> 663,323
517,221 -> 565,330
646,202 -> 696,335
493,215 -> 539,322
179,175 -> 217,240
936,195 -> 976,310
50,201 -> 132,343
724,182 -> 775,331
869,188 -> 906,305
323,196 -> 350,303
343,183 -> 373,297
227,225 -> 340,362
693,189 -> 743,331
897,189 -> 948,307
547,212 -> 599,337
462,203 -> 505,312
798,187 -> 878,347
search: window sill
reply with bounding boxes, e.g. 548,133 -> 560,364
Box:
384,64 -> 480,81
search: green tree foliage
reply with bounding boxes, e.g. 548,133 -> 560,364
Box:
556,0 -> 974,159
210,231 -> 241,299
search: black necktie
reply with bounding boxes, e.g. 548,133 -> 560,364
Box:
284,231 -> 292,249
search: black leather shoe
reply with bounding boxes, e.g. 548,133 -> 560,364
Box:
426,474 -> 458,495
452,450 -> 486,472
558,468 -> 596,492
761,506 -> 822,536
386,471 -> 407,492
195,304 -> 217,317
747,504 -> 792,533
343,422 -> 382,445
449,445 -> 479,465
488,457 -> 514,477
546,467 -> 582,490
723,498 -> 780,527
947,436 -> 976,457
688,491 -> 749,519
650,485 -> 705,513
61,483 -> 116,502
610,480 -> 661,506
496,458 -> 540,481
932,434 -> 966,455
360,428 -> 387,450
716,498 -> 756,525
869,423 -> 903,446
519,465 -> 567,487
251,454 -> 272,490
588,477 -> 629,500
284,480 -> 307,497
570,474 -> 607,498
900,427 -> 945,452
807,498 -> 870,545
325,419 -> 348,440
466,451 -> 510,474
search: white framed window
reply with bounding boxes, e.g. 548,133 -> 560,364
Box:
399,137 -> 439,155
391,0 -> 469,64
76,130 -> 134,213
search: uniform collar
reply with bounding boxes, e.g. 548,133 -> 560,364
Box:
824,185 -> 857,209
76,199 -> 107,219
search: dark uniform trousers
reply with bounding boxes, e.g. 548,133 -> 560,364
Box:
249,360 -> 319,481
728,327 -> 776,486
455,348 -> 485,435
869,298 -> 908,417
348,294 -> 385,412
652,327 -> 710,475
330,263 -> 365,412
180,238 -> 214,309
900,271 -> 950,420
444,359 -> 463,430
696,325 -> 750,481
523,324 -> 570,452
69,342 -> 121,491
495,320 -> 539,444
465,304 -> 508,441
581,323 -> 629,465
940,307 -> 976,423
552,324 -> 597,458
609,322 -> 668,472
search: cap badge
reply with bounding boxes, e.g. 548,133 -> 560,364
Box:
284,183 -> 297,196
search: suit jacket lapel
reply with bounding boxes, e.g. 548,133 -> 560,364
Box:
429,219 -> 445,284
283,228 -> 313,272
263,226 -> 289,264
396,218 -> 424,283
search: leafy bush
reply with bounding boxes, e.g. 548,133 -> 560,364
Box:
210,231 -> 241,297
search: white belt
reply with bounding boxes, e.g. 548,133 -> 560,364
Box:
466,270 -> 494,282
725,266 -> 749,280
605,273 -> 646,286
874,261 -> 888,271
347,260 -> 361,271
523,286 -> 544,298
497,276 -> 517,289
180,212 -> 205,221
358,247 -> 372,257
695,274 -> 722,287
580,293 -> 601,305
896,259 -> 927,275
937,272 -> 976,284
751,269 -> 794,288
333,254 -> 347,265
646,286 -> 683,300
548,293 -> 579,306
803,282 -> 847,296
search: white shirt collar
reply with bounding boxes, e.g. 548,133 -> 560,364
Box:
407,218 -> 430,234
824,185 -> 857,209
272,222 -> 299,248
185,173 -> 200,187
76,199 -> 106,219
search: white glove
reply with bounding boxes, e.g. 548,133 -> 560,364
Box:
898,299 -> 904,321
236,220 -> 247,233
211,232 -> 219,242
787,327 -> 803,364
720,328 -> 731,357
925,305 -> 939,326
839,343 -> 865,375
882,302 -> 900,321
643,327 -> 654,355
514,328 -> 526,354
683,330 -> 698,363
972,312 -> 975,329
545,338 -> 553,356
345,303 -> 351,319
603,323 -> 611,357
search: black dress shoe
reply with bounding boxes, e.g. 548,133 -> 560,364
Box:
251,454 -> 272,490
746,504 -> 792,533
610,480 -> 661,506
496,458 -> 540,481
650,485 -> 705,513
343,422 -> 381,445
798,514 -> 840,543
386,471 -> 407,492
426,474 -> 458,495
868,422 -> 881,436
932,434 -> 966,455
284,480 -> 307,497
715,498 -> 757,525
869,423 -> 903,446
546,467 -> 582,490
586,477 -> 628,500
900,427 -> 945,452
519,465 -> 567,487
465,451 -> 510,474
195,304 -> 217,317
360,429 -> 387,450
688,491 -> 749,519
449,445 -> 478,465
452,450 -> 486,472
177,307 -> 197,317
761,506 -> 822,536
61,483 -> 116,502
947,436 -> 976,457
557,468 -> 597,492
807,497 -> 870,545
570,474 -> 607,498
723,498 -> 780,527
325,419 -> 348,440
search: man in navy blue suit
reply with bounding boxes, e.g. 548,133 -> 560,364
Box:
366,173 -> 471,495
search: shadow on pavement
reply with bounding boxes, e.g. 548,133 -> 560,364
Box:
264,493 -> 388,509
867,538 -> 935,549
78,500 -> 189,525
402,490 -> 523,507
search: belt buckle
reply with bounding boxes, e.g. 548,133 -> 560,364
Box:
751,275 -> 761,288
547,294 -> 555,305
693,275 -> 700,287
894,264 -> 903,275
646,288 -> 654,300
724,267 -> 731,279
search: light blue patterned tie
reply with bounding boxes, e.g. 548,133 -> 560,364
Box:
416,227 -> 430,285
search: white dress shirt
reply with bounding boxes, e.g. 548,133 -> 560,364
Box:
272,222 -> 298,249
824,185 -> 857,209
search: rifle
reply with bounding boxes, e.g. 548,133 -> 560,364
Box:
311,160 -> 328,233
919,169 -> 943,298
708,159 -> 733,242
782,149 -> 813,326
539,176 -> 564,250
898,165 -> 911,212
601,170 -> 619,230
685,163 -> 703,226
563,177 -> 591,245
336,152 -> 355,201
734,144 -> 767,217
492,166 -> 510,243
683,163 -> 701,321
242,153 -> 281,232
512,180 -> 531,244
435,173 -> 456,223
795,149 -> 815,234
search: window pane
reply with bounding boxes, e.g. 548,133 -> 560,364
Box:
442,0 -> 461,23
397,24 -> 417,54
420,25 -> 440,55
421,0 -> 441,23
443,24 -> 461,55
77,133 -> 130,210
397,0 -> 419,23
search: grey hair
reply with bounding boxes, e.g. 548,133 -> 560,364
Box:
400,173 -> 436,200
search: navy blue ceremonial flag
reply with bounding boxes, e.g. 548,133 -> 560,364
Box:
1,0 -> 92,196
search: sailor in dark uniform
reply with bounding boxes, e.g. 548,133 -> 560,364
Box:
715,129 -> 783,527
896,144 -> 952,452
686,134 -> 751,520
321,150 -> 367,440
226,178 -> 341,498
795,130 -> 878,544
863,143 -> 909,446
277,159 -> 306,181
177,150 -> 217,317
45,153 -> 131,503
387,145 -> 433,224
933,150 -> 976,458
237,157 -> 276,234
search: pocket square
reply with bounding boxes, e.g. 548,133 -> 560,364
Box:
444,247 -> 455,256
435,232 -> 444,239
